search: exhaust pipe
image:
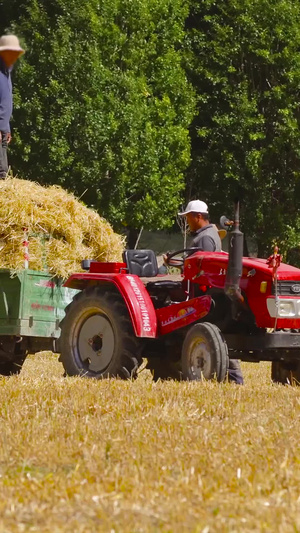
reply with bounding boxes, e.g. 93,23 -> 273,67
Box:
224,201 -> 244,303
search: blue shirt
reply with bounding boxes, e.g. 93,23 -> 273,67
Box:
0,58 -> 12,133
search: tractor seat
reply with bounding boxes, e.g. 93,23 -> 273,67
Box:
123,249 -> 159,277
122,249 -> 181,287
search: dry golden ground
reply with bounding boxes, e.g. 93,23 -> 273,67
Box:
0,355 -> 299,532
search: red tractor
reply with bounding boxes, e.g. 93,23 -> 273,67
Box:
59,204 -> 300,384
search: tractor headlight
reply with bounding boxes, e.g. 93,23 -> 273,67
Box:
278,301 -> 295,317
267,298 -> 300,318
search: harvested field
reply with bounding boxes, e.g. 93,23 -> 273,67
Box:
0,178 -> 124,278
0,356 -> 299,532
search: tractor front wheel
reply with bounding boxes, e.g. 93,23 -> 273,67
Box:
181,323 -> 228,382
59,288 -> 142,379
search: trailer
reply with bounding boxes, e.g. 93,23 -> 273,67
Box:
0,268 -> 77,375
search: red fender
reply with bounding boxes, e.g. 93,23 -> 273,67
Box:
64,273 -> 157,338
156,295 -> 212,336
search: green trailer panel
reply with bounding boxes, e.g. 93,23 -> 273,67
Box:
0,269 -> 77,338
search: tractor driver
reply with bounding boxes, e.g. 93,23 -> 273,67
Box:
178,200 -> 222,251
178,199 -> 244,385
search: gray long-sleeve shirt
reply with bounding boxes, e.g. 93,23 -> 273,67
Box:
190,223 -> 222,252
0,58 -> 12,133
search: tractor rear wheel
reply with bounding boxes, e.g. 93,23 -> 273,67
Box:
271,361 -> 300,385
181,322 -> 228,382
59,288 -> 142,379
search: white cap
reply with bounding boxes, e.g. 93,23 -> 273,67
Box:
178,200 -> 209,216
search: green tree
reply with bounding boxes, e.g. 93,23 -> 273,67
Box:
186,0 -> 300,258
0,0 -> 195,243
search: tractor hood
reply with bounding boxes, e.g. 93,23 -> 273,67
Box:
183,251 -> 300,285
241,256 -> 300,280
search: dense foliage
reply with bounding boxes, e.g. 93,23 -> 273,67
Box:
186,0 -> 300,256
0,0 -> 194,236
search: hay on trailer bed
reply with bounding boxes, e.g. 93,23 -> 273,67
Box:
0,178 -> 124,278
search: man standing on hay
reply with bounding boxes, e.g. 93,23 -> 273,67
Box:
0,35 -> 24,179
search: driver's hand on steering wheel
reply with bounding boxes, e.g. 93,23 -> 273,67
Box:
164,252 -> 181,266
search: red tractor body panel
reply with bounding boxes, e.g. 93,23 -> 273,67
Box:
184,251 -> 300,329
65,272 -> 157,338
64,272 -> 212,338
156,295 -> 212,336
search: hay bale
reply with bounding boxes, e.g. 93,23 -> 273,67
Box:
0,178 -> 125,278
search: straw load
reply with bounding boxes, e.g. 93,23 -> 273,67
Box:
0,178 -> 125,278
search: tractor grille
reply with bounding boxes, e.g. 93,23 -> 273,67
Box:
272,280 -> 300,296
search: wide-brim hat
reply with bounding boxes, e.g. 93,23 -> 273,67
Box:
0,35 -> 25,54
178,199 -> 209,216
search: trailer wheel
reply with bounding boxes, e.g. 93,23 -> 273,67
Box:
181,322 -> 228,382
59,288 -> 142,379
271,361 -> 300,385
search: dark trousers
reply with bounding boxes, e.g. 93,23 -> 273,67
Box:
0,132 -> 8,178
228,359 -> 244,384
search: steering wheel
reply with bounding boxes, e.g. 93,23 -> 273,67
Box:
164,248 -> 201,268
